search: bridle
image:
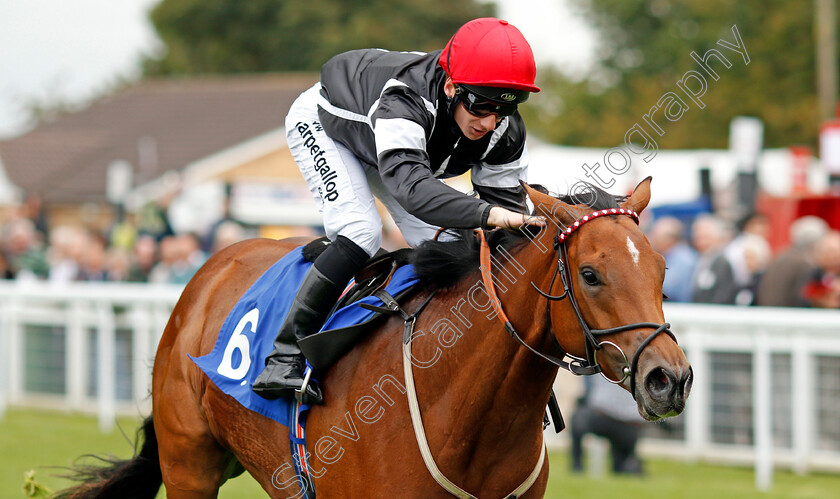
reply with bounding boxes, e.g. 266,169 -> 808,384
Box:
479,207 -> 678,400
393,207 -> 677,499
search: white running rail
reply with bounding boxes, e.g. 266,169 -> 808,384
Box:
1,282 -> 839,490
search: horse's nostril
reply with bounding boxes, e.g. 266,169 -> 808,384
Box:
645,367 -> 674,397
681,368 -> 693,399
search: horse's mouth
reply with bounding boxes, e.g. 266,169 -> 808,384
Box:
639,403 -> 664,422
640,407 -> 661,422
638,394 -> 686,421
639,404 -> 681,421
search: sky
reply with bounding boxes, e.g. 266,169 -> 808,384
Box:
0,0 -> 596,139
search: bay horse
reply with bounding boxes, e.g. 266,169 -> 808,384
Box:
56,178 -> 691,498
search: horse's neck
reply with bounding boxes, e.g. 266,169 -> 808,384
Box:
420,239 -> 558,467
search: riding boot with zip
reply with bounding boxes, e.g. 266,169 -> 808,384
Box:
252,265 -> 343,403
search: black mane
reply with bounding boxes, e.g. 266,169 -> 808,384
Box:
556,182 -> 627,211
411,182 -> 628,289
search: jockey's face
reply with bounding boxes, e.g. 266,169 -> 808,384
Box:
444,79 -> 500,141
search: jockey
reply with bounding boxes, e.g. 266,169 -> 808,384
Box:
253,17 -> 542,403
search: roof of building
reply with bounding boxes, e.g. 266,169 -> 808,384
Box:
0,73 -> 318,204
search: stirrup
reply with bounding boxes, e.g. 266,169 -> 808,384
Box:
296,366 -> 313,403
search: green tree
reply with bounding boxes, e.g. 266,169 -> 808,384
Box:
526,1 -> 820,149
143,0 -> 494,75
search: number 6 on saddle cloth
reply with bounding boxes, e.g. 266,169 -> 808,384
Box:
190,239 -> 418,426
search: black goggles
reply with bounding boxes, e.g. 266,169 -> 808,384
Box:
455,86 -> 518,118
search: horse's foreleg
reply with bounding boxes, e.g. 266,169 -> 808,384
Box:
154,379 -> 229,498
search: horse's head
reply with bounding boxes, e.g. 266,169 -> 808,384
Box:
524,178 -> 691,421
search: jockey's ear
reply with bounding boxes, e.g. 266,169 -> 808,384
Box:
622,176 -> 652,215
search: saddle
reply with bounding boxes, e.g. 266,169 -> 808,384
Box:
297,238 -> 418,374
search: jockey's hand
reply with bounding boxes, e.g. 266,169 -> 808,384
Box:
487,206 -> 546,230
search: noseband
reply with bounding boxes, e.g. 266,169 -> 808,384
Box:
479,208 -> 678,400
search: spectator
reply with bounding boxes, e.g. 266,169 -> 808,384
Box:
210,220 -> 246,254
127,234 -> 158,282
736,212 -> 770,240
148,234 -> 205,284
691,215 -> 770,306
802,231 -> 840,309
689,214 -> 734,303
725,234 -> 772,305
718,213 -> 773,306
179,233 -> 207,275
2,217 -> 49,281
755,216 -> 829,307
47,225 -> 85,284
647,217 -> 697,302
148,236 -> 180,284
77,233 -> 109,281
109,211 -> 138,252
136,187 -> 177,242
106,248 -> 133,282
570,375 -> 646,475
17,193 -> 49,240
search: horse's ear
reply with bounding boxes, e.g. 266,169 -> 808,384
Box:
521,181 -> 555,208
520,181 -> 578,226
622,176 -> 652,214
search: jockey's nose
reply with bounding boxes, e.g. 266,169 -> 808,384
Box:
479,114 -> 497,131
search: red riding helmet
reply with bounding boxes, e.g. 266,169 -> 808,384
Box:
439,17 -> 540,104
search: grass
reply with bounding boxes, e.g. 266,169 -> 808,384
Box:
2,407 -> 839,498
544,454 -> 840,499
0,408 -> 263,498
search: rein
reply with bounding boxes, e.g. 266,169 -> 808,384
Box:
478,208 -> 678,400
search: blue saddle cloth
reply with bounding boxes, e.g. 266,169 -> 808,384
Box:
190,246 -> 419,427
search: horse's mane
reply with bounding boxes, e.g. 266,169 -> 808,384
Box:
411,182 -> 628,289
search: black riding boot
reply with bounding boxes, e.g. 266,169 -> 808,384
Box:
252,266 -> 343,403
252,235 -> 370,403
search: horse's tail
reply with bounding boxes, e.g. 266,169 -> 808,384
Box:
51,416 -> 162,499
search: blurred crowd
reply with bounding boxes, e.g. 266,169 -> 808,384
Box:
1,193 -> 838,309
648,212 -> 840,309
0,196 -> 250,285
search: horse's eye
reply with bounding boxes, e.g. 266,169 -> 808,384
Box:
581,269 -> 600,286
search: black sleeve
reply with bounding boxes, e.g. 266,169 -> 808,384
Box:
378,148 -> 491,228
473,184 -> 527,213
372,85 -> 491,228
